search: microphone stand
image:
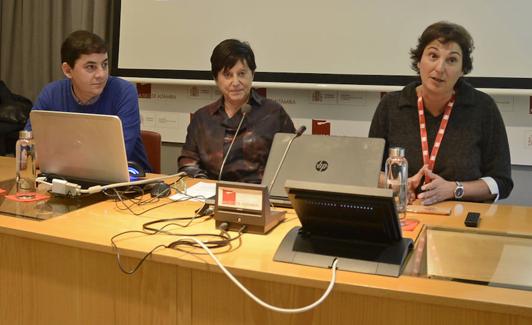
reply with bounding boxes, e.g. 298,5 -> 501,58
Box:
267,126 -> 306,193
218,104 -> 251,181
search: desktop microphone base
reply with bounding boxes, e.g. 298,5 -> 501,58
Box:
214,181 -> 286,234
215,209 -> 286,234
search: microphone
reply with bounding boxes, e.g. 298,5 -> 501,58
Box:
267,125 -> 306,193
218,104 -> 252,180
295,125 -> 307,137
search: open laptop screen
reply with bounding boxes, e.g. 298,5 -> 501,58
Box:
30,110 -> 130,185
261,134 -> 385,206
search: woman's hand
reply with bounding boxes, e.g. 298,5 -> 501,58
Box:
417,168 -> 455,205
407,166 -> 425,203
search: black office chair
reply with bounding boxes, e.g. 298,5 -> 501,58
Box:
0,122 -> 24,156
0,81 -> 32,156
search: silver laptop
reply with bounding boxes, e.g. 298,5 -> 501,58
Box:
30,110 -> 130,186
262,133 -> 385,207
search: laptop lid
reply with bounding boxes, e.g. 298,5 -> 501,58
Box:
261,134 -> 385,206
30,110 -> 130,185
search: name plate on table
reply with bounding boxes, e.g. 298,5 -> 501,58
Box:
214,181 -> 285,234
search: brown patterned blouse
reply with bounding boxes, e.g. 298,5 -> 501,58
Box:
178,89 -> 295,183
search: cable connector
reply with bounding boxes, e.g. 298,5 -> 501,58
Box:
51,179 -> 81,196
218,222 -> 229,231
195,203 -> 214,216
84,185 -> 104,194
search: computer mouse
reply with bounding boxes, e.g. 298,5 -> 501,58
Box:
148,182 -> 171,198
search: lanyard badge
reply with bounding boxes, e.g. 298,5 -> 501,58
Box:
417,94 -> 455,184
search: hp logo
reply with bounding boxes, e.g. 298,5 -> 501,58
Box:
315,160 -> 328,172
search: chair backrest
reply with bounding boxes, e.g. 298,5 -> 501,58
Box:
141,130 -> 161,173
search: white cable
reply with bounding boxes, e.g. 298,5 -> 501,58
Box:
36,176 -> 52,186
37,172 -> 186,196
178,236 -> 339,314
97,172 -> 187,191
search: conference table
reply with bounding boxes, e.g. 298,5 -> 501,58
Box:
0,156 -> 531,325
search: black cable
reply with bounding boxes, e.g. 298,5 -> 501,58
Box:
103,176 -> 208,216
107,177 -> 243,274
142,204 -> 213,230
111,220 -> 246,275
110,226 -> 222,274
167,225 -> 246,251
110,229 -> 168,275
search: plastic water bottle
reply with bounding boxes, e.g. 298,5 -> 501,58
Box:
15,130 -> 37,197
385,147 -> 408,217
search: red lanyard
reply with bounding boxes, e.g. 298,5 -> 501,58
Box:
417,94 -> 455,184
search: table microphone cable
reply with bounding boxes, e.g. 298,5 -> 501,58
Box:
172,236 -> 339,314
111,222 -> 339,313
111,221 -> 244,274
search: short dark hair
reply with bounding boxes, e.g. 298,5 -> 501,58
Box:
210,39 -> 256,78
410,21 -> 474,75
61,30 -> 107,68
